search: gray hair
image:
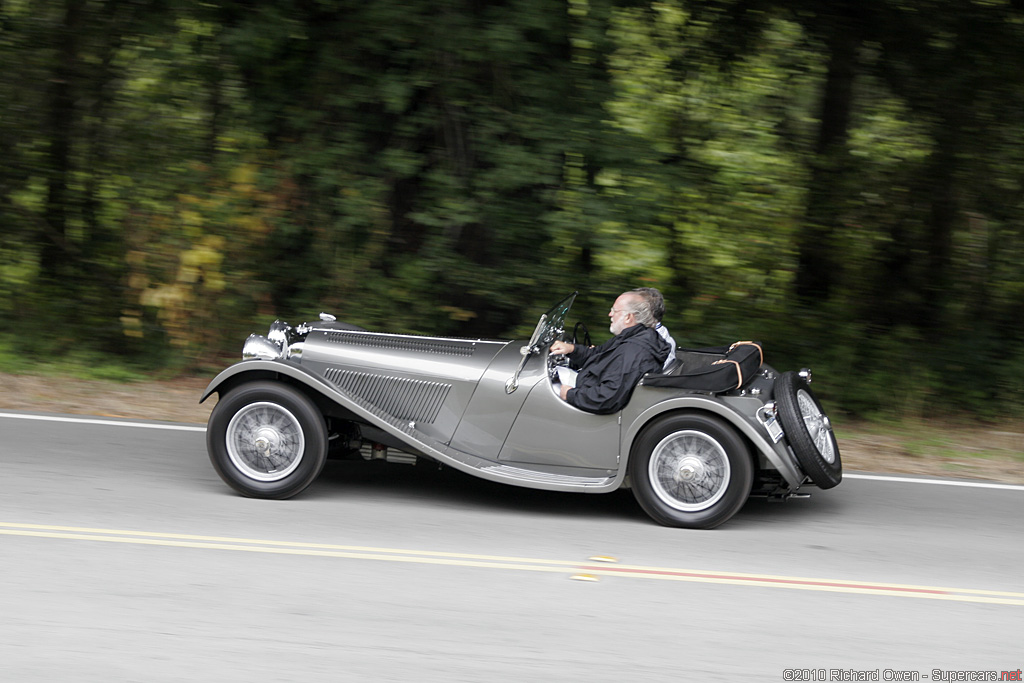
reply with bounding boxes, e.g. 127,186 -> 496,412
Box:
631,287 -> 665,324
622,291 -> 657,328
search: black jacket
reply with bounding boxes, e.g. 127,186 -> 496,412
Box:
565,324 -> 670,414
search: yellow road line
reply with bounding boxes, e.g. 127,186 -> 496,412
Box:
582,562 -> 1024,599
0,522 -> 581,565
0,529 -> 572,574
3,522 -> 1022,606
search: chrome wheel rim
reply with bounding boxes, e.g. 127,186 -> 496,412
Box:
797,389 -> 835,464
648,430 -> 731,512
225,402 -> 305,482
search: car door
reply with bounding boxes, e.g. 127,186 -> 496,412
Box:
497,363 -> 621,470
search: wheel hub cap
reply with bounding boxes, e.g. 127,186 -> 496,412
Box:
225,402 -> 305,482
253,427 -> 281,455
649,430 -> 731,512
676,457 -> 705,483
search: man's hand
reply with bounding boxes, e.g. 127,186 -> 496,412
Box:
550,340 -> 575,355
559,383 -> 571,401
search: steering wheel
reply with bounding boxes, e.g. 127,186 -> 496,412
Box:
547,324 -> 586,381
572,322 -> 592,348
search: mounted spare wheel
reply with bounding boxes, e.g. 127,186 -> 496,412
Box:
775,371 -> 842,489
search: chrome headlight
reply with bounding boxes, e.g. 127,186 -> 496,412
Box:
242,334 -> 283,360
267,320 -> 291,347
243,319 -> 312,360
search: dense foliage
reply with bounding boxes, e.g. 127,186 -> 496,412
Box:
2,0 -> 1023,417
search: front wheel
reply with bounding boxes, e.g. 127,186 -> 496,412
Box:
630,413 -> 754,529
207,381 -> 328,499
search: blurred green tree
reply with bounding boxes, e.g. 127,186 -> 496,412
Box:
1,0 -> 1022,414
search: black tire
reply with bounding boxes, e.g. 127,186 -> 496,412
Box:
629,413 -> 754,529
207,381 -> 328,499
775,371 -> 842,489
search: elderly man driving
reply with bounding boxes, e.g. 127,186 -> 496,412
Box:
550,290 -> 670,414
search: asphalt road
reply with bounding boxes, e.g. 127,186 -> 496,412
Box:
2,411 -> 1023,683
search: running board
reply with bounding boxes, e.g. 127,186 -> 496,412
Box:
480,464 -> 615,488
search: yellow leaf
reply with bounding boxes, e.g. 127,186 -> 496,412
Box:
180,210 -> 203,227
440,306 -> 477,322
128,273 -> 149,290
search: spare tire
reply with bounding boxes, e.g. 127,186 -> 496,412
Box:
775,371 -> 842,489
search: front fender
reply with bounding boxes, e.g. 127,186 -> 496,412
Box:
200,359 -> 331,404
202,357 -> 460,456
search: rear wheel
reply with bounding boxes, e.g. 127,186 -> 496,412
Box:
630,413 -> 754,529
207,381 -> 328,499
775,371 -> 842,489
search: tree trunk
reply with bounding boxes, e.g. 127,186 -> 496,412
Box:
40,0 -> 85,287
794,12 -> 859,302
919,124 -> 958,332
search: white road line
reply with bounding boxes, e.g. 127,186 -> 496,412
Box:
843,473 -> 1024,491
3,412 -> 1022,491
0,412 -> 206,432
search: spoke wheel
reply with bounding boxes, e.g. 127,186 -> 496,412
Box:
207,381 -> 328,499
631,413 -> 753,529
775,372 -> 842,489
649,430 -> 731,512
226,402 -> 306,482
797,389 -> 836,465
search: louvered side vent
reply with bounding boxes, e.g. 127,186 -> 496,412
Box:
325,369 -> 451,424
325,332 -> 474,357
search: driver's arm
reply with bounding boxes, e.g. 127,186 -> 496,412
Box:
550,341 -> 575,355
564,355 -> 627,414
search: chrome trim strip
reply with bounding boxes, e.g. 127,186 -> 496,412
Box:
322,330 -> 507,357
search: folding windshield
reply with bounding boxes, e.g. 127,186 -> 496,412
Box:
532,291 -> 576,350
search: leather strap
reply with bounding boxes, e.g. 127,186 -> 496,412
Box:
712,359 -> 743,389
729,340 -> 763,365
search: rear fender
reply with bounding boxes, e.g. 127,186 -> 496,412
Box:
622,395 -> 805,488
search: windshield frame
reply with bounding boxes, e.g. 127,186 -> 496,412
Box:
527,291 -> 576,351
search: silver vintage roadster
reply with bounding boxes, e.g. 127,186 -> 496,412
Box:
201,293 -> 841,529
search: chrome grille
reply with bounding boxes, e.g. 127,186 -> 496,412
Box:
325,368 -> 451,424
